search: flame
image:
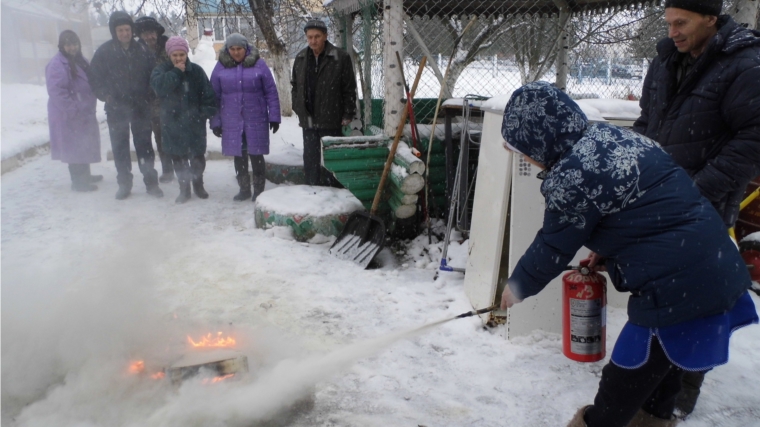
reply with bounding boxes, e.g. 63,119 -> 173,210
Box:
202,374 -> 234,384
128,360 -> 145,374
187,332 -> 236,348
151,371 -> 166,380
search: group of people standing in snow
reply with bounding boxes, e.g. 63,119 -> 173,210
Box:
45,1 -> 759,426
46,11 -> 355,203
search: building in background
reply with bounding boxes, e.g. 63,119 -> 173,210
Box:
185,0 -> 323,58
1,0 -> 93,84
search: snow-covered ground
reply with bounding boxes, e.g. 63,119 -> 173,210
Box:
3,94 -> 760,426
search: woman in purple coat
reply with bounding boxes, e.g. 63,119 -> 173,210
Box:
210,33 -> 281,202
46,30 -> 102,192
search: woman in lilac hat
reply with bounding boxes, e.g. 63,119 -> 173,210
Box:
150,36 -> 217,204
209,32 -> 281,202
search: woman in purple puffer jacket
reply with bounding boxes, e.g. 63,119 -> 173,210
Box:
46,30 -> 102,192
210,33 -> 281,202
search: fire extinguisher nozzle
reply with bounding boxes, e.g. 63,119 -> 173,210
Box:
454,304 -> 498,319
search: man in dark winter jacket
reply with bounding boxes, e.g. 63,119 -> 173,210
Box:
633,0 -> 760,229
632,0 -> 760,418
88,11 -> 163,199
291,19 -> 357,186
136,16 -> 174,184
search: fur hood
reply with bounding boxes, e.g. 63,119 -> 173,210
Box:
218,46 -> 260,68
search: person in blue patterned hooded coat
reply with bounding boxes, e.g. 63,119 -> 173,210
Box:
499,82 -> 757,427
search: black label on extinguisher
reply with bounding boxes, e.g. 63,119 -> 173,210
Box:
569,298 -> 603,355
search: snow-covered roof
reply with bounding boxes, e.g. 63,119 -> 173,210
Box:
475,93 -> 638,123
1,0 -> 80,22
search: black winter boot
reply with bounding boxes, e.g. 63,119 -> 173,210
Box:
175,179 -> 191,204
159,153 -> 175,183
190,155 -> 208,199
146,184 -> 164,198
141,167 -> 164,198
252,175 -> 266,202
84,164 -> 103,183
674,371 -> 705,419
233,173 -> 252,201
193,176 -> 209,199
69,164 -> 97,192
115,183 -> 132,200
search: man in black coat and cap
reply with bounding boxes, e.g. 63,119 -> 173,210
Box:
135,16 -> 174,184
89,11 -> 163,199
633,0 -> 760,418
291,19 -> 357,186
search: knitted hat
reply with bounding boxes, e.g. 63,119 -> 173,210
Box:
165,36 -> 189,55
304,19 -> 327,33
135,16 -> 165,36
108,11 -> 134,38
664,0 -> 722,16
225,33 -> 249,49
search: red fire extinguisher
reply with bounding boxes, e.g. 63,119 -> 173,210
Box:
562,261 -> 607,362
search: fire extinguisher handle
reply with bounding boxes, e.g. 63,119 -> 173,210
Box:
566,265 -> 592,275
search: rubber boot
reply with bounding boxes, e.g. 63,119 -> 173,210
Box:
674,371 -> 705,419
233,173 -> 252,201
175,178 -> 191,204
567,406 -> 589,427
252,174 -> 265,202
192,176 -> 209,199
626,409 -> 679,427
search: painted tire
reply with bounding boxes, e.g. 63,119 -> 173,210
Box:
254,186 -> 363,242
254,209 -> 353,242
265,162 -> 305,185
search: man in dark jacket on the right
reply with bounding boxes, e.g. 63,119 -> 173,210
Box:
89,11 -> 163,199
291,19 -> 357,186
633,0 -> 760,419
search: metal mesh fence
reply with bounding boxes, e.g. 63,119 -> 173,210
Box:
332,0 -> 669,130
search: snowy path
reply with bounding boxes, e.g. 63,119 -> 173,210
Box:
3,144 -> 760,426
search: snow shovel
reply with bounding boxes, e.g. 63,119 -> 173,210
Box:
329,54 -> 428,268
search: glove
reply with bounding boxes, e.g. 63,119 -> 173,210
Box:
212,127 -> 222,138
269,122 -> 279,133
